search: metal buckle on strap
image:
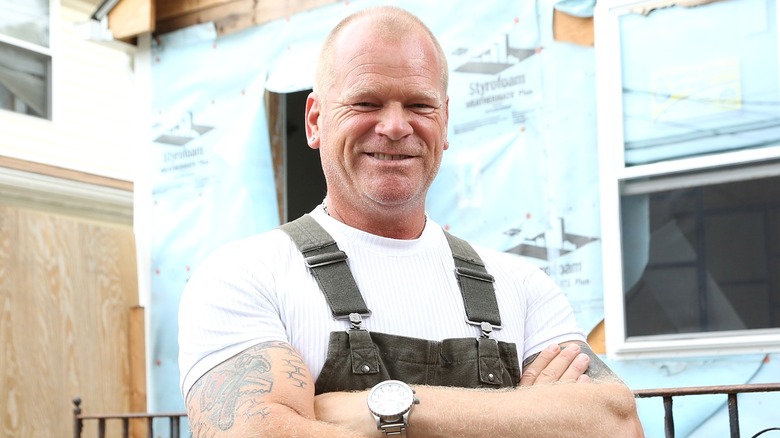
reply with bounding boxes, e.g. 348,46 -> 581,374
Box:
349,313 -> 363,330
466,319 -> 502,338
305,251 -> 348,268
455,267 -> 495,283
335,311 -> 372,329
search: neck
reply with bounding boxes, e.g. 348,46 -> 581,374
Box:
323,197 -> 426,240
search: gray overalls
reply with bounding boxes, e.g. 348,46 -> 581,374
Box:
280,214 -> 522,394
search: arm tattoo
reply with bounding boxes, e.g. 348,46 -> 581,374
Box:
522,352 -> 541,370
521,341 -> 622,382
573,341 -> 622,382
188,341 -> 309,432
282,356 -> 307,388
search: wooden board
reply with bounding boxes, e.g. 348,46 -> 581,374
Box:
156,0 -> 340,36
552,8 -> 594,47
0,205 -> 139,437
110,0 -> 156,40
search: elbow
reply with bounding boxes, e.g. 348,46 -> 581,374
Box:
611,385 -> 645,437
583,382 -> 644,437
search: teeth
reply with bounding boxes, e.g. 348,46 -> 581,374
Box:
373,153 -> 407,161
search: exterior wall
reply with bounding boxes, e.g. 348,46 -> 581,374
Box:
0,2 -> 144,436
0,5 -> 139,182
144,0 -> 780,433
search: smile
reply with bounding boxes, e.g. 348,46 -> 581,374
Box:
371,153 -> 411,161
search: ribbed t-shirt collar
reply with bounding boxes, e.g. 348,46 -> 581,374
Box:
308,205 -> 441,256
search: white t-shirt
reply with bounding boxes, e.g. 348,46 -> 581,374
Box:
178,207 -> 585,398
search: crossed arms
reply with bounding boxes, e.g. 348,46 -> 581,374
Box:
185,340 -> 644,437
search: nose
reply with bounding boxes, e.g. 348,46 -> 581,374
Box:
375,102 -> 413,141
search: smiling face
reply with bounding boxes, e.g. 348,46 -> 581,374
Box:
306,13 -> 449,233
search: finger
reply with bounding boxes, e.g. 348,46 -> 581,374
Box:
559,352 -> 590,383
520,343 -> 562,386
576,374 -> 591,384
532,343 -> 582,385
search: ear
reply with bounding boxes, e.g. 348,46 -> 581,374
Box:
443,96 -> 450,150
305,92 -> 321,149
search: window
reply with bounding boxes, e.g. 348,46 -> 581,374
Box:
0,0 -> 52,119
596,0 -> 780,358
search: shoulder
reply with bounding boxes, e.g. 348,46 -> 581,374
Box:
191,227 -> 296,277
181,226 -> 304,307
445,234 -> 559,295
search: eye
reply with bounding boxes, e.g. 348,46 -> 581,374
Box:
351,102 -> 379,111
409,103 -> 436,114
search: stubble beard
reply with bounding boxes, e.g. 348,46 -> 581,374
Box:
323,156 -> 441,217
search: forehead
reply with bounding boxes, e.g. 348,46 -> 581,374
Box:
329,20 -> 444,97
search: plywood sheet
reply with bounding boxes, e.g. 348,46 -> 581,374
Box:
0,205 -> 139,436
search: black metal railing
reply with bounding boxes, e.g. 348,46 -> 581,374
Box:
633,383 -> 780,438
72,398 -> 187,438
74,383 -> 780,437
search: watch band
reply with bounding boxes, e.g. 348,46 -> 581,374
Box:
379,420 -> 407,436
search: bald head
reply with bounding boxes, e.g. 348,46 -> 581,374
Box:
313,6 -> 449,98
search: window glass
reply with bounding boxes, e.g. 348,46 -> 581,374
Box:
621,172 -> 780,338
619,0 -> 780,166
0,41 -> 49,118
0,0 -> 50,47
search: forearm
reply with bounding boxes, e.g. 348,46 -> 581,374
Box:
186,341 -> 365,437
316,382 -> 643,438
412,383 -> 642,438
188,401 -> 363,437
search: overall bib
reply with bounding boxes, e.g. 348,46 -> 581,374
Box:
280,215 -> 522,394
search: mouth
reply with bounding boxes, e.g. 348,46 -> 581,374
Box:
370,153 -> 412,161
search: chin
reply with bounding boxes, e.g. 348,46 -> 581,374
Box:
363,178 -> 429,207
368,190 -> 423,208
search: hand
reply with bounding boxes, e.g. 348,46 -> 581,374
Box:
520,342 -> 591,386
315,390 -> 380,437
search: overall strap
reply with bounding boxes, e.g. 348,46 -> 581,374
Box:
281,215 -> 502,336
444,231 -> 502,335
280,214 -> 371,319
445,231 -> 504,382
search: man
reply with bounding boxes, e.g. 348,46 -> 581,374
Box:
179,6 -> 644,437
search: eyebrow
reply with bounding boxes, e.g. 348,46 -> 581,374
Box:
342,86 -> 442,105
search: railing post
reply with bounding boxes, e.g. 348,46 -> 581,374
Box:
634,383 -> 780,438
72,398 -> 83,438
727,393 -> 740,438
70,399 -> 190,438
663,395 -> 675,438
171,416 -> 180,437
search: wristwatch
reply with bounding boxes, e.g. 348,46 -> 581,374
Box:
367,380 -> 419,436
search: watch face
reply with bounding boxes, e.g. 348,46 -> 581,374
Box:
367,380 -> 415,417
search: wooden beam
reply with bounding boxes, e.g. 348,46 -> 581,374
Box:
156,0 -> 233,21
214,0 -> 338,36
129,306 -> 146,414
156,0 -> 251,35
0,156 -> 133,191
155,0 -> 341,36
109,0 -> 156,40
265,90 -> 285,225
552,8 -> 594,47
